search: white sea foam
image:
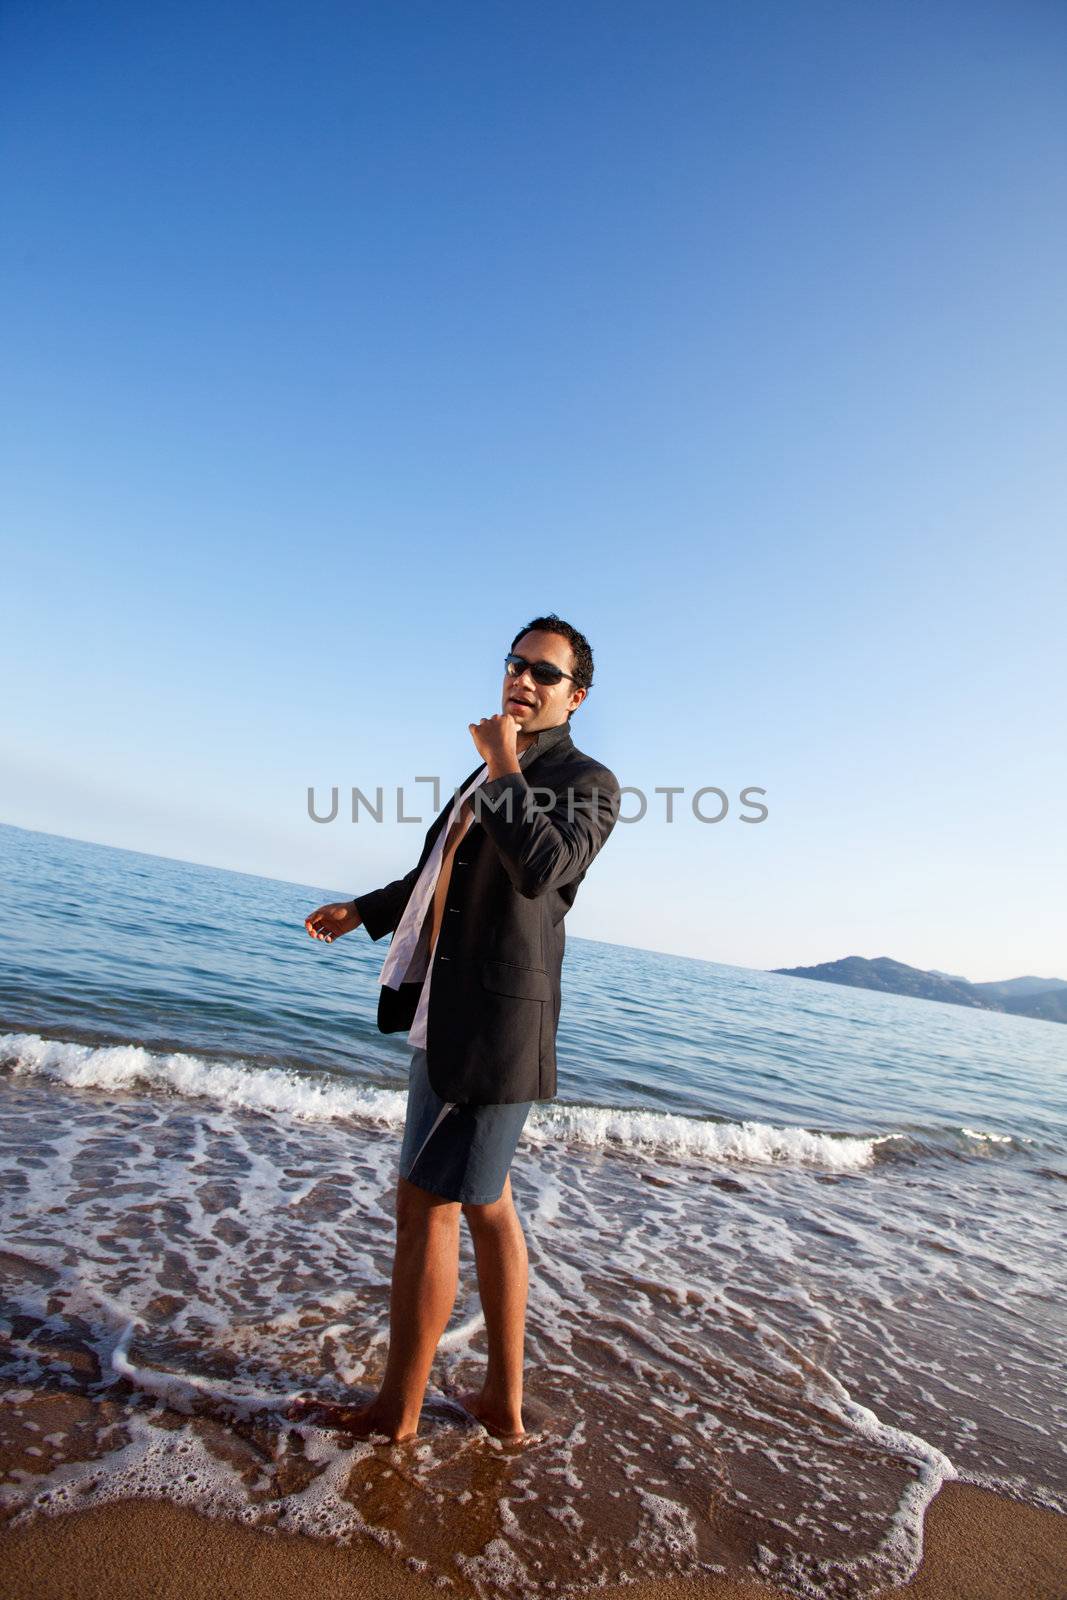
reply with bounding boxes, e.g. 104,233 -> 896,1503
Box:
0,1030 -> 889,1172
0,1030 -> 407,1127
800,1356 -> 959,1590
528,1100 -> 894,1170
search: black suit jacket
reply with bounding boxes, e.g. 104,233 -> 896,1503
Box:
353,719 -> 621,1105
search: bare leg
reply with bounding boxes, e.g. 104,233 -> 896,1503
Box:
457,1172 -> 529,1438
290,1176 -> 460,1441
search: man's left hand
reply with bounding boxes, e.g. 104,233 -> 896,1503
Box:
469,712 -> 522,778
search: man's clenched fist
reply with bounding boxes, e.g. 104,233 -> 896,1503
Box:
469,712 -> 522,779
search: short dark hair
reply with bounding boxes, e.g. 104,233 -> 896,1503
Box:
510,613 -> 595,721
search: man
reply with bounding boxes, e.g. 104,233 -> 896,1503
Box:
292,614 -> 620,1443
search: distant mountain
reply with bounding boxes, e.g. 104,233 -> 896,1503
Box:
971,976 -> 1067,1000
998,989 -> 1067,1024
770,956 -> 1067,1025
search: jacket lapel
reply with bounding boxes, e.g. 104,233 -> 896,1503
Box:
519,719 -> 574,773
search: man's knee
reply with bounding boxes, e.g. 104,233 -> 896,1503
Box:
461,1176 -> 515,1230
396,1175 -> 460,1230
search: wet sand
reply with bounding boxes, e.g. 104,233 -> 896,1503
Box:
1,1483 -> 1064,1600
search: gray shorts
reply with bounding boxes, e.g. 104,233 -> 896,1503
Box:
398,1047 -> 533,1205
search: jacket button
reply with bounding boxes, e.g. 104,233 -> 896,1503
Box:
448,906 -> 459,914
439,954 -> 451,961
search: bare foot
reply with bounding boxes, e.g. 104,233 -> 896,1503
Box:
287,1394 -> 417,1443
453,1388 -> 526,1441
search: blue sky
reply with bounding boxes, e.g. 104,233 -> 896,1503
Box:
2,0 -> 1064,980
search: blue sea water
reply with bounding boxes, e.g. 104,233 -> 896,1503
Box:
1,821 -> 1064,1597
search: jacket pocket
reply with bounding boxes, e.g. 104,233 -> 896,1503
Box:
480,959 -> 552,1001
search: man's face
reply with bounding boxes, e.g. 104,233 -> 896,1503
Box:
501,629 -> 587,733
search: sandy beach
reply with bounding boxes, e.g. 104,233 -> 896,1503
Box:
1,1483 -> 1064,1600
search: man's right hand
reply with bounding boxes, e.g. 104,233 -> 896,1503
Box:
305,901 -> 362,943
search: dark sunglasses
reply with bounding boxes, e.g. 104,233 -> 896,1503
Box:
504,652 -> 579,688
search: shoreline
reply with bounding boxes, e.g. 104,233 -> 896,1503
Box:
3,983 -> 1065,1596
1,1483 -> 1064,1600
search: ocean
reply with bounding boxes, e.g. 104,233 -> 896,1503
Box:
1,820 -> 1064,1598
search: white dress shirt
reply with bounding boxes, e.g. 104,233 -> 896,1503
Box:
378,761 -> 491,1048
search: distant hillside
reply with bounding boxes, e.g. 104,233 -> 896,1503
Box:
999,988 -> 1067,1024
971,976 -> 1067,1000
770,956 -> 1067,1025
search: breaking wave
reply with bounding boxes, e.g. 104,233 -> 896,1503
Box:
0,1028 -> 1007,1175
